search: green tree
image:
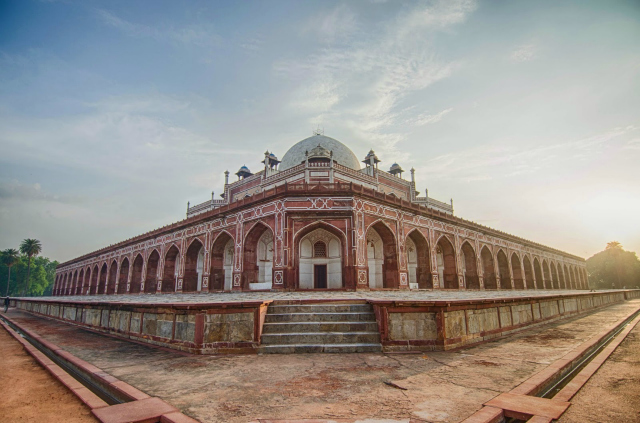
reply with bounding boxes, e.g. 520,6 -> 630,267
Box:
2,249 -> 20,296
587,242 -> 640,289
19,239 -> 42,296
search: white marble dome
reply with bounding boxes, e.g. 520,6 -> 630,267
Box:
280,135 -> 361,171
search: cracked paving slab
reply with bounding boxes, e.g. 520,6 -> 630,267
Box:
5,299 -> 640,423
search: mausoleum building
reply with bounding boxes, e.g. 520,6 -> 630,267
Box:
53,133 -> 588,296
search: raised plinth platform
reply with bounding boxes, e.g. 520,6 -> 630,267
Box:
12,290 -> 640,354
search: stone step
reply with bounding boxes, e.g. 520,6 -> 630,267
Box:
259,343 -> 383,354
262,321 -> 379,334
267,303 -> 372,314
261,332 -> 381,345
265,312 -> 376,323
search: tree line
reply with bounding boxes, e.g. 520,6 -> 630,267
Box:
586,242 -> 640,289
1,239 -> 58,297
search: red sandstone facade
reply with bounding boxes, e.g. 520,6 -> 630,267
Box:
53,135 -> 588,296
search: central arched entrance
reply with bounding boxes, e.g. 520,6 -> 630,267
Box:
406,230 -> 431,289
298,227 -> 343,289
243,223 -> 274,290
210,232 -> 234,292
366,221 -> 399,289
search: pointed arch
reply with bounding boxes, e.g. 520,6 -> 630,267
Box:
210,231 -> 235,292
511,252 -> 524,289
550,262 -> 559,289
145,249 -> 160,293
563,264 -> 572,289
542,260 -> 551,289
436,235 -> 458,289
481,246 -> 497,289
130,254 -> 144,294
77,269 -> 85,295
184,238 -> 205,292
90,265 -> 99,295
117,257 -> 130,294
582,268 -> 589,289
98,263 -> 108,294
558,263 -> 566,289
533,258 -> 543,289
497,249 -> 512,289
296,223 -> 346,289
243,222 -> 274,289
406,229 -> 432,289
523,255 -> 534,289
366,220 -> 399,288
460,241 -> 479,289
161,245 -> 180,293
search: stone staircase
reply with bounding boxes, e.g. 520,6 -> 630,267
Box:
259,302 -> 382,353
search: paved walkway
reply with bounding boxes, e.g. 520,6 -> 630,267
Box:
6,299 -> 640,423
39,289 -> 613,304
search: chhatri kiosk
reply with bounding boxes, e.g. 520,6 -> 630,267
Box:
53,132 -> 587,296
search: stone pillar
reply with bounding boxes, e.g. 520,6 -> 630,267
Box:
126,259 -> 133,294
520,259 -> 527,290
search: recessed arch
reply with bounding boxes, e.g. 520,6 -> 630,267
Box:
481,246 -> 497,289
106,260 -> 117,294
243,222 -> 274,290
460,241 -> 479,289
496,249 -> 512,289
558,263 -> 566,289
294,221 -> 348,290
436,235 -> 458,289
77,269 -> 85,295
550,262 -> 560,289
183,238 -> 205,293
130,254 -> 144,294
542,260 -> 551,289
366,221 -> 399,288
145,249 -> 161,293
210,231 -> 235,292
533,258 -> 543,289
117,257 -> 130,294
406,229 -> 432,289
564,264 -> 572,289
523,255 -> 534,289
90,265 -> 99,295
97,263 -> 108,294
511,252 -> 524,289
161,245 -> 180,293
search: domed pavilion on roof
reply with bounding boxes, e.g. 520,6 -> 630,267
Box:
53,132 -> 588,296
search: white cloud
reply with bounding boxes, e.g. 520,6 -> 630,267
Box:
97,9 -> 221,48
275,0 -> 476,158
303,4 -> 359,44
510,43 -> 537,63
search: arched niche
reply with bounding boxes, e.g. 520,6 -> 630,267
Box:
145,250 -> 160,293
107,260 -> 118,295
533,258 -> 543,290
497,250 -> 512,289
299,228 -> 342,289
243,223 -> 274,290
511,253 -> 524,289
130,254 -> 144,294
98,263 -> 108,295
366,222 -> 399,289
117,258 -> 129,294
183,239 -> 205,293
406,230 -> 431,289
481,246 -> 497,289
436,236 -> 458,289
210,232 -> 234,292
461,241 -> 479,289
162,245 -> 180,293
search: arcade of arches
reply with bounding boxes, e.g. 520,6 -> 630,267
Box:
54,220 -> 589,296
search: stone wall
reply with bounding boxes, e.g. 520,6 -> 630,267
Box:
372,290 -> 638,351
15,298 -> 270,354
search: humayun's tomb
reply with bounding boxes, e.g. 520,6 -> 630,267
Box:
52,132 -> 588,296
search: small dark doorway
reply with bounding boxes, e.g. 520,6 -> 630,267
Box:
314,264 -> 327,289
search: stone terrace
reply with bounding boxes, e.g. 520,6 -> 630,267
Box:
38,289 -> 609,304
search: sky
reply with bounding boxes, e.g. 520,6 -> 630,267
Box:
0,0 -> 639,263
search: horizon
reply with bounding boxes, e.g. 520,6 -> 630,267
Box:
1,0 -> 639,262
